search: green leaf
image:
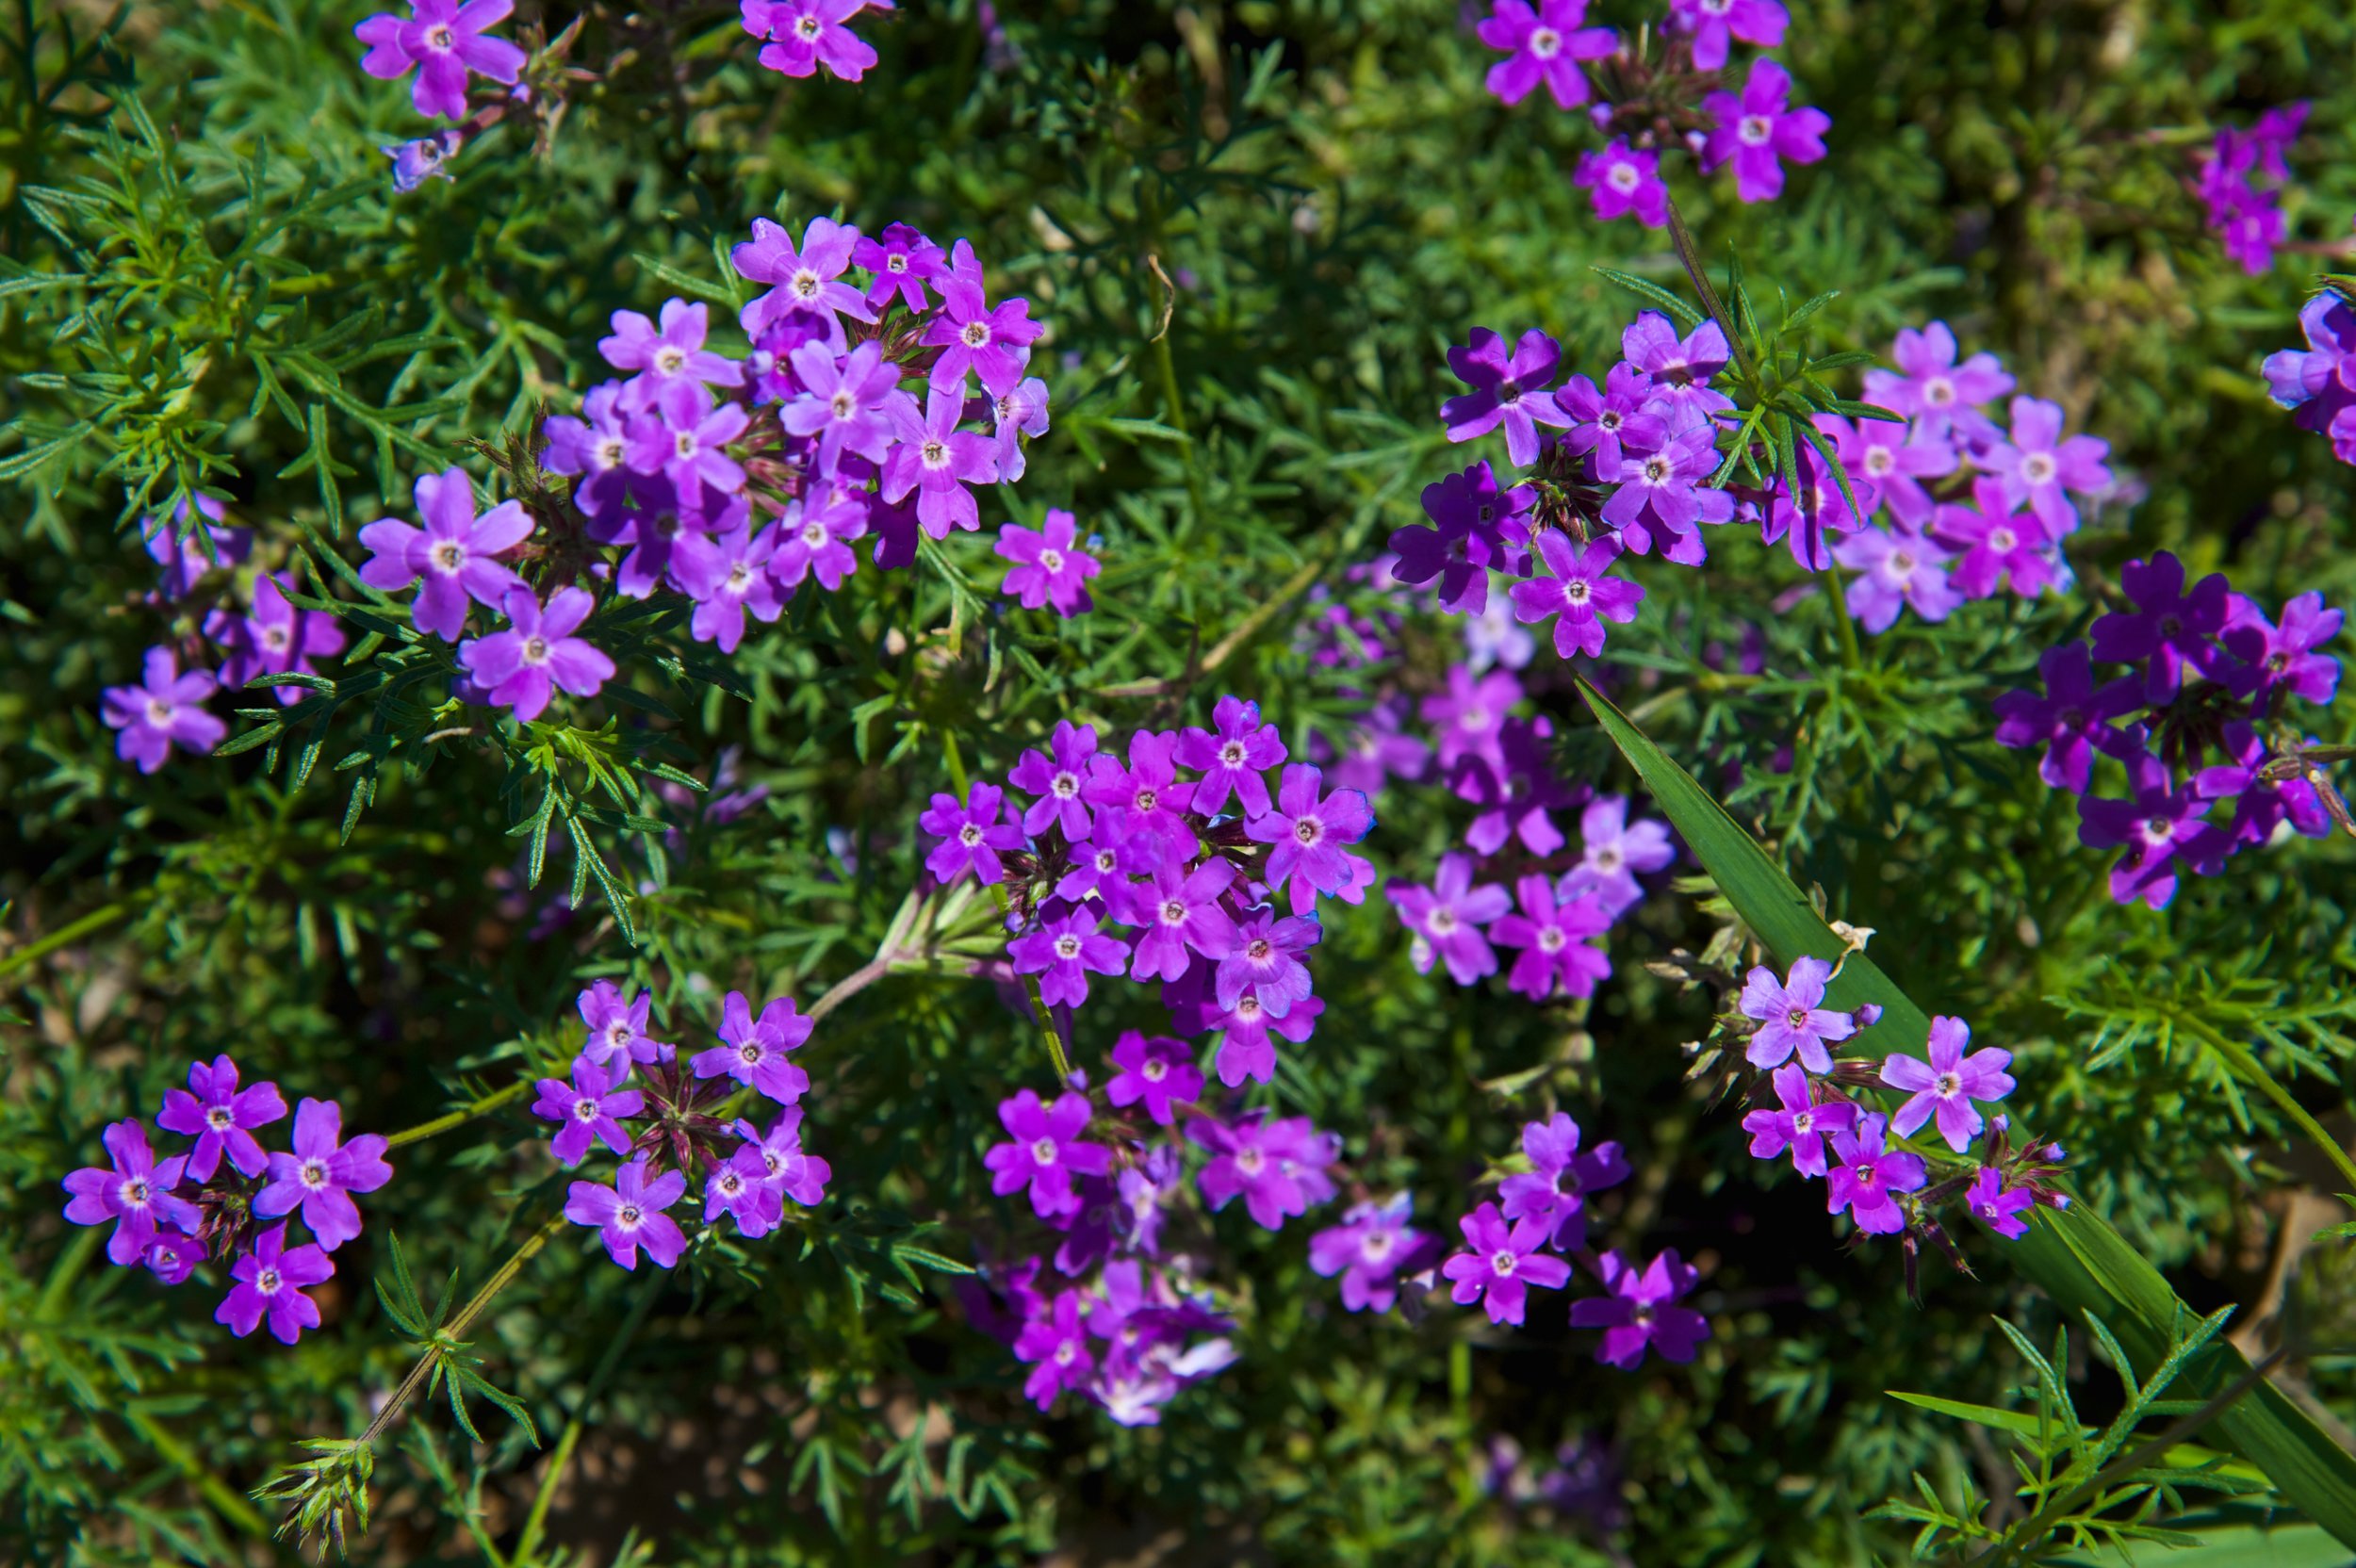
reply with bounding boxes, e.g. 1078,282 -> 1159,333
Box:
1591,266 -> 1703,329
1572,673 -> 2356,1548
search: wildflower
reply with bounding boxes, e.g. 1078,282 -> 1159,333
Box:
1759,435 -> 1876,571
1187,1110 -> 1339,1231
1474,0 -> 1616,111
1554,363 -> 1667,475
62,1119 -> 198,1266
918,781 -> 1023,886
691,991 -> 814,1104
1875,1016 -> 2017,1154
985,1089 -> 1111,1219
206,572 -> 348,707
1014,1288 -> 1095,1409
1175,694 -> 1286,817
1421,663 -> 1523,774
1312,697 -> 1431,798
1700,58 -> 1831,204
1202,989 -> 1323,1088
1833,416 -> 1956,526
1825,1113 -> 1926,1234
1619,313 -> 1732,417
988,376 -> 1053,482
1441,1201 -> 1571,1326
1008,906 -> 1130,1008
2261,291 -> 2356,462
1936,478 -> 2055,600
1387,851 -> 1512,986
541,383 -> 643,521
704,1152 -> 776,1237
1441,724 -> 1564,858
1245,764 -> 1375,916
157,1055 -> 286,1183
101,646 -> 224,775
733,216 -> 874,347
1498,1112 -> 1629,1249
923,261 -> 1044,398
1104,1031 -> 1203,1126
1008,720 -> 1101,840
1738,955 -> 1857,1073
354,0 -> 528,122
2076,749 -> 2215,909
995,509 -> 1100,615
1667,0 -> 1787,71
1215,907 -> 1321,1017
601,300 -> 746,412
1990,643 -> 2144,794
743,0 -> 879,82
2088,553 -> 2231,704
381,131 -> 462,190
1741,1063 -> 1858,1178
1128,858 -> 1239,982
1082,729 -> 1199,845
1309,1194 -> 1432,1313
216,1224 -> 335,1345
1442,328 -> 1573,466
1863,321 -> 2013,446
883,384 -> 998,537
140,495 -> 250,601
736,1107 -> 831,1206
1510,531 -> 1644,657
456,586 -> 616,724
772,493 -> 867,592
1983,397 -> 2112,538
1558,794 -> 1674,918
254,1099 -> 394,1252
851,220 -> 947,313
1831,522 -> 1963,634
782,338 -> 900,472
2223,591 -> 2344,706
564,1155 -> 690,1270
357,467 -> 533,641
673,518 -> 786,654
1490,876 -> 1612,1003
577,981 -> 668,1069
1601,426 -> 1736,564
532,1055 -> 646,1166
630,381 -> 749,498
1572,139 -> 1669,227
1967,1168 -> 2034,1239
1569,1250 -> 1710,1367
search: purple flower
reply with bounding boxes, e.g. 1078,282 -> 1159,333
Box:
782,338 -> 901,473
1738,955 -> 1857,1073
62,1119 -> 197,1266
532,1054 -> 646,1166
1202,989 -> 1322,1087
156,1054 -> 286,1183
736,1107 -> 831,1206
1835,416 -> 1957,527
1497,1112 -> 1629,1250
1214,906 -> 1321,1016
1442,328 -> 1573,467
883,384 -> 997,538
1083,729 -> 1199,845
207,572 -> 348,707
1825,1113 -> 1926,1234
564,1155 -> 689,1270
1175,694 -> 1286,817
2262,292 -> 2356,458
1009,720 -> 1100,840
1569,1250 -> 1710,1367
1572,139 -> 1668,227
254,1099 -> 393,1252
1311,697 -> 1430,798
357,467 -> 533,641
1759,430 -> 1877,571
704,1151 -> 777,1237
691,990 -> 814,1104
1667,0 -> 1787,71
1991,643 -> 2143,795
772,494 -> 867,593
1880,1016 -> 2014,1152
673,518 -> 786,654
1014,1288 -> 1095,1409
542,383 -> 645,521
2224,591 -> 2344,706
1104,1031 -> 1202,1126
381,131 -> 462,191
217,1224 -> 335,1345
852,221 -> 947,314
1187,1110 -> 1339,1231
577,980 -> 668,1069
140,495 -> 249,601
1510,531 -> 1644,657
1700,58 -> 1831,204
1558,794 -> 1673,918
2088,552 -> 2231,704
456,586 -> 615,724
1245,763 -> 1375,917
1935,477 -> 2055,600
985,1089 -> 1111,1219
987,376 -> 1053,483
921,781 -> 1026,886
2076,748 -> 2215,909
1008,906 -> 1129,1008
1128,858 -> 1238,982
1309,1194 -> 1432,1314
1421,663 -> 1522,774
601,299 -> 745,413
629,380 -> 749,498
923,264 -> 1044,398
354,0 -> 527,122
1554,364 -> 1668,476
996,509 -> 1100,616
1474,0 -> 1616,111
1387,851 -> 1512,986
1967,1168 -> 2034,1239
733,216 -> 874,348
1620,312 -> 1732,416
1441,1201 -> 1571,1326
1490,875 -> 1612,1003
101,646 -> 224,775
1863,321 -> 2013,446
744,0 -> 878,81
1984,396 -> 2112,538
1831,522 -> 1963,634
1740,1063 -> 1858,1178
1601,426 -> 1736,564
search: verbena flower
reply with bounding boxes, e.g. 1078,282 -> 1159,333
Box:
1601,426 -> 1735,564
578,980 -> 670,1068
564,1155 -> 690,1269
1187,1110 -> 1339,1231
354,0 -> 528,122
1013,1288 -> 1094,1409
1967,1168 -> 2034,1239
734,216 -> 874,347
1558,794 -> 1674,918
691,991 -> 814,1104
1387,851 -> 1511,985
382,131 -> 462,190
1491,875 -> 1612,1003
216,1224 -> 335,1345
1666,0 -> 1787,71
205,572 -> 347,707
2089,552 -> 2231,704
1442,328 -> 1573,466
1083,729 -> 1198,846
1569,1250 -> 1710,1367
2076,749 -> 2215,909
883,384 -> 998,537
1008,906 -> 1129,1008
1554,363 -> 1666,475
2261,290 -> 2356,464
2224,590 -> 2344,706
1422,663 -> 1522,774
852,221 -> 947,313
1825,1113 -> 1925,1234
920,782 -> 1024,886
141,495 -> 249,601
1175,694 -> 1286,817
1935,476 -> 2055,600
1199,989 -> 1322,1087
1309,1194 -> 1432,1313
1497,1112 -> 1629,1249
601,299 -> 746,413
1863,321 -> 2013,446
1474,0 -> 1616,111
1700,58 -> 1830,204
254,1099 -> 394,1252
1215,907 -> 1321,1018
532,1054 -> 646,1166
736,1108 -> 832,1207
772,495 -> 866,593
995,509 -> 1100,616
1983,397 -> 2112,537
1990,642 -> 2144,794
742,0 -> 880,82
1441,1201 -> 1570,1326
101,646 -> 225,775
630,380 -> 750,498
1009,720 -> 1100,839
63,1119 -> 197,1266
1245,764 -> 1375,916
673,518 -> 786,654
457,586 -> 615,723
1104,1031 -> 1202,1126
1572,139 -> 1669,227
1510,531 -> 1643,657
1833,415 -> 1956,526
358,467 -> 533,641
157,1054 -> 286,1182
542,384 -> 643,521
988,376 -> 1053,482
1831,521 -> 1962,634
782,338 -> 900,472
923,259 -> 1044,397
1740,1063 -> 1858,1178
1880,1016 -> 2014,1152
1738,956 -> 1857,1072
1128,858 -> 1238,982
985,1089 -> 1110,1219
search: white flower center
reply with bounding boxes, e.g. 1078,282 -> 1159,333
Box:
1864,447 -> 1894,476
791,268 -> 821,301
2143,816 -> 2175,845
921,438 -> 949,468
522,635 -> 551,665
1490,1249 -> 1519,1277
1564,579 -> 1592,604
619,1203 -> 643,1228
1738,115 -> 1775,146
802,520 -> 827,546
1538,925 -> 1567,952
1427,906 -> 1459,936
1785,1006 -> 1811,1031
1362,1230 -> 1395,1262
425,24 -> 453,48
259,1267 -> 284,1293
887,253 -> 908,272
206,1106 -> 234,1131
1889,550 -> 1917,578
1935,1071 -> 1962,1097
1054,934 -> 1082,960
1141,1056 -> 1168,1083
1792,1109 -> 1814,1134
958,823 -> 983,846
432,540 -> 466,572
738,1040 -> 763,1065
1052,770 -> 1079,798
2021,453 -> 2057,485
1031,1137 -> 1059,1166
1235,1147 -> 1267,1177
1988,528 -> 2018,553
123,1178 -> 151,1207
575,1099 -> 601,1121
961,320 -> 990,349
300,1159 -> 329,1191
1294,817 -> 1322,844
596,437 -> 626,468
830,390 -> 856,418
1608,162 -> 1641,193
655,346 -> 687,375
1160,898 -> 1188,925
1529,25 -> 1562,57
1039,548 -> 1065,572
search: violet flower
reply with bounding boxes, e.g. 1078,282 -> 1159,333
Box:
691,990 -> 814,1104
1308,1194 -> 1432,1313
1740,1063 -> 1857,1178
1984,396 -> 2112,538
601,299 -> 745,413
564,1155 -> 689,1269
1601,426 -> 1736,564
743,0 -> 878,82
354,0 -> 527,122
156,1054 -> 286,1182
2224,591 -> 2344,707
217,1224 -> 335,1345
577,980 -> 669,1069
1474,0 -> 1616,111
1008,906 -> 1129,1008
1014,1288 -> 1095,1409
207,572 -> 348,707
1967,1168 -> 2034,1239
1666,0 -> 1787,71
1825,1113 -> 1926,1234
1497,1112 -> 1629,1250
1831,522 -> 1963,634
2076,748 -> 2216,909
1174,694 -> 1286,817
140,495 -> 249,601
357,467 -> 533,641
1569,1250 -> 1710,1367
672,518 -> 786,654
532,1054 -> 646,1166
985,1088 -> 1110,1219
456,586 -> 616,724
1880,1015 -> 2014,1152
995,509 -> 1100,616
923,265 -> 1044,398
1442,328 -> 1573,467
1557,794 -> 1673,918
852,221 -> 947,313
772,494 -> 867,593
1128,858 -> 1238,982
1699,57 -> 1830,204
1572,139 -> 1669,227
733,215 -> 874,347
988,376 -> 1053,483
62,1119 -> 197,1266
1215,906 -> 1321,1016
1082,729 -> 1198,845
2088,552 -> 2231,703
1738,955 -> 1857,1073
1009,719 -> 1100,840
1937,477 -> 2055,600
1104,1031 -> 1202,1127
1387,851 -> 1511,986
1510,531 -> 1643,657
737,1107 -> 831,1206
1490,875 -> 1612,1003
921,782 -> 1027,886
1441,1201 -> 1570,1326
254,1098 -> 394,1252
1991,642 -> 2144,794
101,647 -> 224,775
1245,763 -> 1375,916
1862,321 -> 2013,447
883,384 -> 997,537
1186,1110 -> 1339,1232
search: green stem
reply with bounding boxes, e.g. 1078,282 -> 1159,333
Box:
384,1079 -> 532,1150
1820,563 -> 1865,671
38,1225 -> 101,1318
124,1404 -> 274,1539
2176,1013 -> 2356,1203
0,901 -> 131,983
1151,329 -> 1211,537
361,1217 -> 568,1448
512,1269 -> 663,1565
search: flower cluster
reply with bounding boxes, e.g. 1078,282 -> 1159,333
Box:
2264,286 -> 2356,466
61,1058 -> 391,1345
739,0 -> 892,84
548,982 -> 832,1269
1991,552 -> 2347,908
2193,104 -> 2307,274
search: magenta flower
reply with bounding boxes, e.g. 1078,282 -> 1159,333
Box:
1311,696 -> 1431,798
1441,1201 -> 1571,1326
62,1119 -> 197,1266
1490,875 -> 1612,1003
743,0 -> 879,82
1667,0 -> 1786,71
1558,794 -> 1674,918
141,495 -> 250,602
883,384 -> 997,538
2077,749 -> 2215,910
1555,364 -> 1668,477
1741,1063 -> 1859,1178
704,1152 -> 775,1238
1215,906 -> 1321,1016
1083,729 -> 1199,845
923,265 -> 1044,398
206,572 -> 348,707
996,509 -> 1100,616
577,980 -> 668,1069
600,299 -> 744,413
254,1099 -> 393,1252
1203,989 -> 1322,1087
783,339 -> 901,473
1863,321 -> 2013,446
2262,292 -> 2356,458
673,518 -> 786,654
1569,1250 -> 1710,1367
1104,1031 -> 1203,1126
1510,531 -> 1644,657
456,586 -> 615,724
1014,1288 -> 1096,1409
692,990 -> 814,1104
734,216 -> 874,347
852,220 -> 948,313
1475,0 -> 1616,111
2089,552 -> 2232,704
156,1054 -> 286,1182
1936,477 -> 2054,600
1738,956 -> 1857,1073
1442,328 -> 1573,467
1421,662 -> 1522,774
1825,1113 -> 1926,1234
985,1089 -> 1110,1219
768,494 -> 864,593
1387,851 -> 1511,986
1308,1194 -> 1432,1314
988,376 -> 1053,483
1984,397 -> 2112,537
354,0 -> 527,122
1880,1016 -> 2014,1152
217,1224 -> 335,1345
1620,313 -> 1732,416
1246,763 -> 1375,917
1831,522 -> 1963,635
1700,58 -> 1830,204
1759,433 -> 1877,571
102,646 -> 224,775
629,380 -> 749,498
1187,1110 -> 1339,1232
736,1107 -> 831,1206
1968,1168 -> 2034,1239
564,1155 -> 689,1270
1601,427 -> 1736,564
1008,720 -> 1100,840
1572,139 -> 1668,227
1175,694 -> 1287,817
2224,591 -> 2345,706
1008,906 -> 1130,1008
532,1054 -> 646,1166
541,383 -> 641,520
1128,858 -> 1238,982
1497,1112 -> 1629,1250
357,467 -> 533,642
1991,642 -> 2144,795
920,781 -> 1026,886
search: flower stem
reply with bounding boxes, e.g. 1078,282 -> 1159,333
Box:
0,900 -> 131,984
1820,562 -> 1865,671
360,1216 -> 568,1448
511,1266 -> 663,1565
385,1079 -> 532,1151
